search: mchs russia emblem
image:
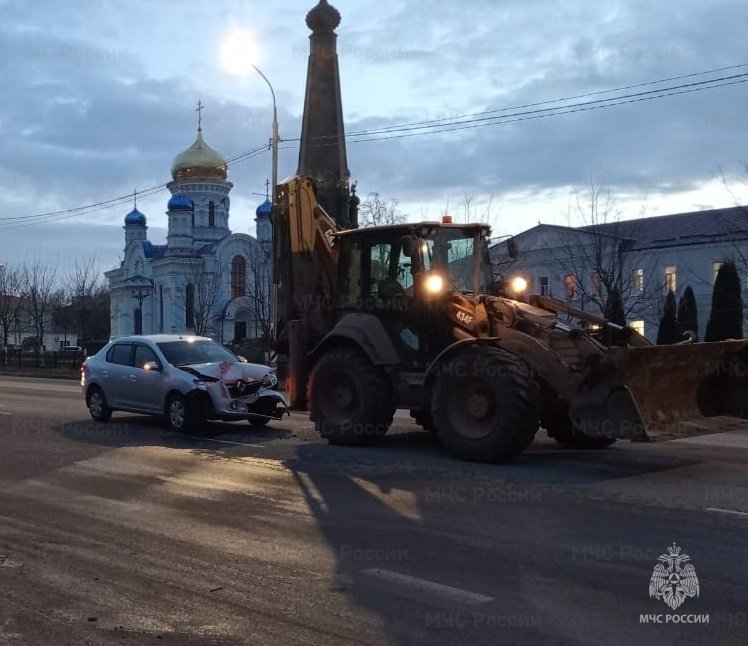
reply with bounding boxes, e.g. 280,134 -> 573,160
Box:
649,543 -> 700,610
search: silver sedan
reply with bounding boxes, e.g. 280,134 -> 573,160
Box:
81,334 -> 288,431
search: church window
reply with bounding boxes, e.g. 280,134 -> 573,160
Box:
231,256 -> 246,299
209,201 -> 215,227
159,285 -> 164,332
186,283 -> 195,329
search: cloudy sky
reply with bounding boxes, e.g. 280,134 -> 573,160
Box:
1,0 -> 748,277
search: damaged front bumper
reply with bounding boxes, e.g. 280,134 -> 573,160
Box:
190,381 -> 289,421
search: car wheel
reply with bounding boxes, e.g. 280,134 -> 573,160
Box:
247,416 -> 271,428
87,386 -> 112,422
165,393 -> 200,432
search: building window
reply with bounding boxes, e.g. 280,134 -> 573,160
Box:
633,268 -> 644,294
231,255 -> 246,299
665,266 -> 677,293
713,261 -> 724,283
630,320 -> 645,337
539,276 -> 549,296
591,271 -> 601,295
565,274 -> 576,299
208,201 -> 215,227
185,283 -> 195,329
159,285 -> 164,332
134,308 -> 142,335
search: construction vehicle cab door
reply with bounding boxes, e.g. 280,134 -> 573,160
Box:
337,232 -> 427,362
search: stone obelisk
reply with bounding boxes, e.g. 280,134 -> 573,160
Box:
297,0 -> 357,228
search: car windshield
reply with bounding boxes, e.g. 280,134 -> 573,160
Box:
156,340 -> 237,367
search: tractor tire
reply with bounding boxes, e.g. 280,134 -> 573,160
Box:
309,346 -> 395,446
431,346 -> 540,462
541,398 -> 617,449
410,409 -> 436,433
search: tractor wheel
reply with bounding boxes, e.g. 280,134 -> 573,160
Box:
541,397 -> 617,449
410,410 -> 436,433
309,346 -> 395,446
431,346 -> 540,462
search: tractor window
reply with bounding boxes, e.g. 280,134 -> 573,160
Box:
369,242 -> 412,302
421,233 -> 476,293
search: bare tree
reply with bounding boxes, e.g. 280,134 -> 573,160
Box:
0,263 -> 23,348
359,193 -> 406,228
21,259 -> 57,349
67,258 -> 104,346
183,259 -> 223,336
555,184 -> 657,318
245,245 -> 272,348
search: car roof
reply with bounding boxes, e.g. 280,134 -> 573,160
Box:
108,334 -> 213,344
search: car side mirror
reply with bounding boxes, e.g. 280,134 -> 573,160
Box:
143,361 -> 162,372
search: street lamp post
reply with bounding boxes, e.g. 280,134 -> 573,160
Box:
220,30 -> 281,363
250,64 -> 279,215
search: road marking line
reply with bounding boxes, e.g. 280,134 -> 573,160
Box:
359,568 -> 493,605
706,507 -> 748,518
187,436 -> 267,449
0,412 -> 11,415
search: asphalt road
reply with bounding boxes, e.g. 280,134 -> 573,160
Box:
0,376 -> 747,645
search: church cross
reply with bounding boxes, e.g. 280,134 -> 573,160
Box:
196,100 -> 204,131
265,178 -> 270,199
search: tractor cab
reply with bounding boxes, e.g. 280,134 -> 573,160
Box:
334,222 -> 494,312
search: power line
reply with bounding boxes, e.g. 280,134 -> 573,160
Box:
3,64 -> 747,227
0,142 -> 269,228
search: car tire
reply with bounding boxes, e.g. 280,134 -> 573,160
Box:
165,393 -> 201,432
247,416 -> 271,428
87,386 -> 112,422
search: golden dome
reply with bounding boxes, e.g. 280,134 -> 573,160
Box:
170,129 -> 228,181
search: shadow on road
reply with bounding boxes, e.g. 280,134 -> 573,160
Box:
56,415 -> 294,450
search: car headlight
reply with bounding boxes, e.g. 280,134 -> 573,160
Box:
194,380 -> 209,391
262,372 -> 278,388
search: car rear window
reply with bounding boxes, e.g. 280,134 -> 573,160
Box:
106,343 -> 133,366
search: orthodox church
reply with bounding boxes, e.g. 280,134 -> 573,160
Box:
105,115 -> 272,344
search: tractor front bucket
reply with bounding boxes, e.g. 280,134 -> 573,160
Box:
569,340 -> 748,441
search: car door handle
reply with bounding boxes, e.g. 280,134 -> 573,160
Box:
129,375 -> 137,381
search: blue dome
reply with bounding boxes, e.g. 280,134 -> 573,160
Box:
124,208 -> 147,226
168,193 -> 193,211
256,198 -> 272,219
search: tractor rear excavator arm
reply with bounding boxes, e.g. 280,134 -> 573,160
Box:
273,176 -> 341,406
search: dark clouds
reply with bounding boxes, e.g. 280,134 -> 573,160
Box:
1,0 -> 747,270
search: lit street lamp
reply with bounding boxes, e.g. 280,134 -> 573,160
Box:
220,29 -> 280,351
219,30 -> 279,214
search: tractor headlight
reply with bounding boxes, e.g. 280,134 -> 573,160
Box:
424,273 -> 444,295
262,371 -> 278,388
194,380 -> 209,391
510,276 -> 527,294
